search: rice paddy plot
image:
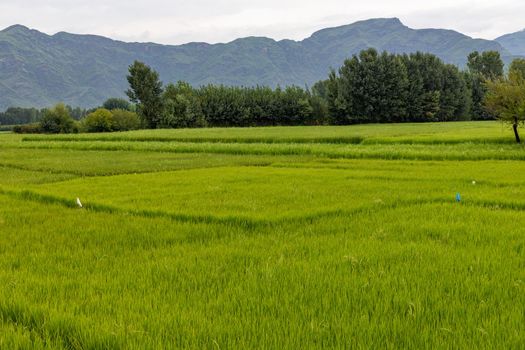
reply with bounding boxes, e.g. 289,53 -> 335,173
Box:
1,121 -> 524,349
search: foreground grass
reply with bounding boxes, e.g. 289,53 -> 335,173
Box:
1,195 -> 524,348
1,121 -> 524,348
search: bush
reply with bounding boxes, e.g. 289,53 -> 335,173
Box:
13,123 -> 42,134
82,109 -> 114,132
40,103 -> 77,134
111,109 -> 142,131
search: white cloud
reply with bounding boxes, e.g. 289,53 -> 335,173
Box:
0,0 -> 523,44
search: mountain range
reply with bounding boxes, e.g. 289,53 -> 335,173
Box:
0,18 -> 523,110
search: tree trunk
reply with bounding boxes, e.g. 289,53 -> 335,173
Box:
513,117 -> 521,144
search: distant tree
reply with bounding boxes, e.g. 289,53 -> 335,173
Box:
308,94 -> 329,125
279,86 -> 314,125
484,71 -> 525,143
509,58 -> 525,79
375,51 -> 409,122
162,82 -> 206,128
467,51 -> 504,79
103,98 -> 132,111
438,64 -> 470,121
111,109 -> 142,131
66,106 -> 88,120
311,80 -> 329,99
0,107 -> 42,125
82,108 -> 114,132
325,69 -> 347,124
465,72 -> 491,120
126,61 -> 164,128
421,91 -> 441,121
328,49 -> 408,123
40,103 -> 76,133
466,51 -> 504,120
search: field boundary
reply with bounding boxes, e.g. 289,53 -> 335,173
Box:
2,188 -> 524,231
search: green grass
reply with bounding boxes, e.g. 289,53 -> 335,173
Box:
1,121 -> 524,348
17,121 -> 513,144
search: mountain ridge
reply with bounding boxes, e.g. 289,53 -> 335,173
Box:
496,29 -> 525,56
0,18 -> 517,110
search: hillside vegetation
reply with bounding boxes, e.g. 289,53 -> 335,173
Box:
0,18 -> 514,109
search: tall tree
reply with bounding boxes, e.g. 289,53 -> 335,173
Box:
484,71 -> 525,143
509,58 -> 525,79
126,61 -> 164,128
376,51 -> 408,122
467,51 -> 504,80
438,64 -> 470,121
467,51 -> 504,120
162,82 -> 205,128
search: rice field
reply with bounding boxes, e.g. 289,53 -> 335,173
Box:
1,121 -> 524,349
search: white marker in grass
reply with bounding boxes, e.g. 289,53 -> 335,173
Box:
76,197 -> 83,208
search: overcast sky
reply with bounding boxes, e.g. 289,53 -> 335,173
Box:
1,0 -> 523,44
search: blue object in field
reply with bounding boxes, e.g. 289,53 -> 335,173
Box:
456,193 -> 461,202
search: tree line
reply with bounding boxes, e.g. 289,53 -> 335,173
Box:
126,62 -> 325,129
9,49 -> 524,139
12,100 -> 142,134
0,105 -> 87,126
314,50 -> 505,124
484,59 -> 525,143
126,50 -> 508,129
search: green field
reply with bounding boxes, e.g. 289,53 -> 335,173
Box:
1,121 -> 524,349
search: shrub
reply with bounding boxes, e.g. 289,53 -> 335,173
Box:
111,109 -> 142,131
13,123 -> 42,134
82,109 -> 114,133
40,103 -> 76,134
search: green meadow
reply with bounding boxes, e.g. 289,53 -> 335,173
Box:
0,121 -> 524,349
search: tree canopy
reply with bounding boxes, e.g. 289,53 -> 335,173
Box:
126,61 -> 164,128
485,68 -> 525,143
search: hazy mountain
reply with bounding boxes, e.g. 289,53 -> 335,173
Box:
496,29 -> 525,56
0,18 -> 514,110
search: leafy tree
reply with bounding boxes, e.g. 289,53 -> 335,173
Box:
465,51 -> 504,120
484,71 -> 525,143
67,106 -> 88,120
40,103 -> 77,134
325,69 -> 347,124
126,61 -> 164,128
82,108 -> 114,132
438,64 -> 470,121
467,51 -> 504,79
279,86 -> 314,125
0,107 -> 43,125
103,98 -> 132,111
509,59 -> 525,79
308,95 -> 329,125
375,51 -> 409,122
421,91 -> 441,121
111,109 -> 142,131
162,82 -> 206,128
311,80 -> 329,100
